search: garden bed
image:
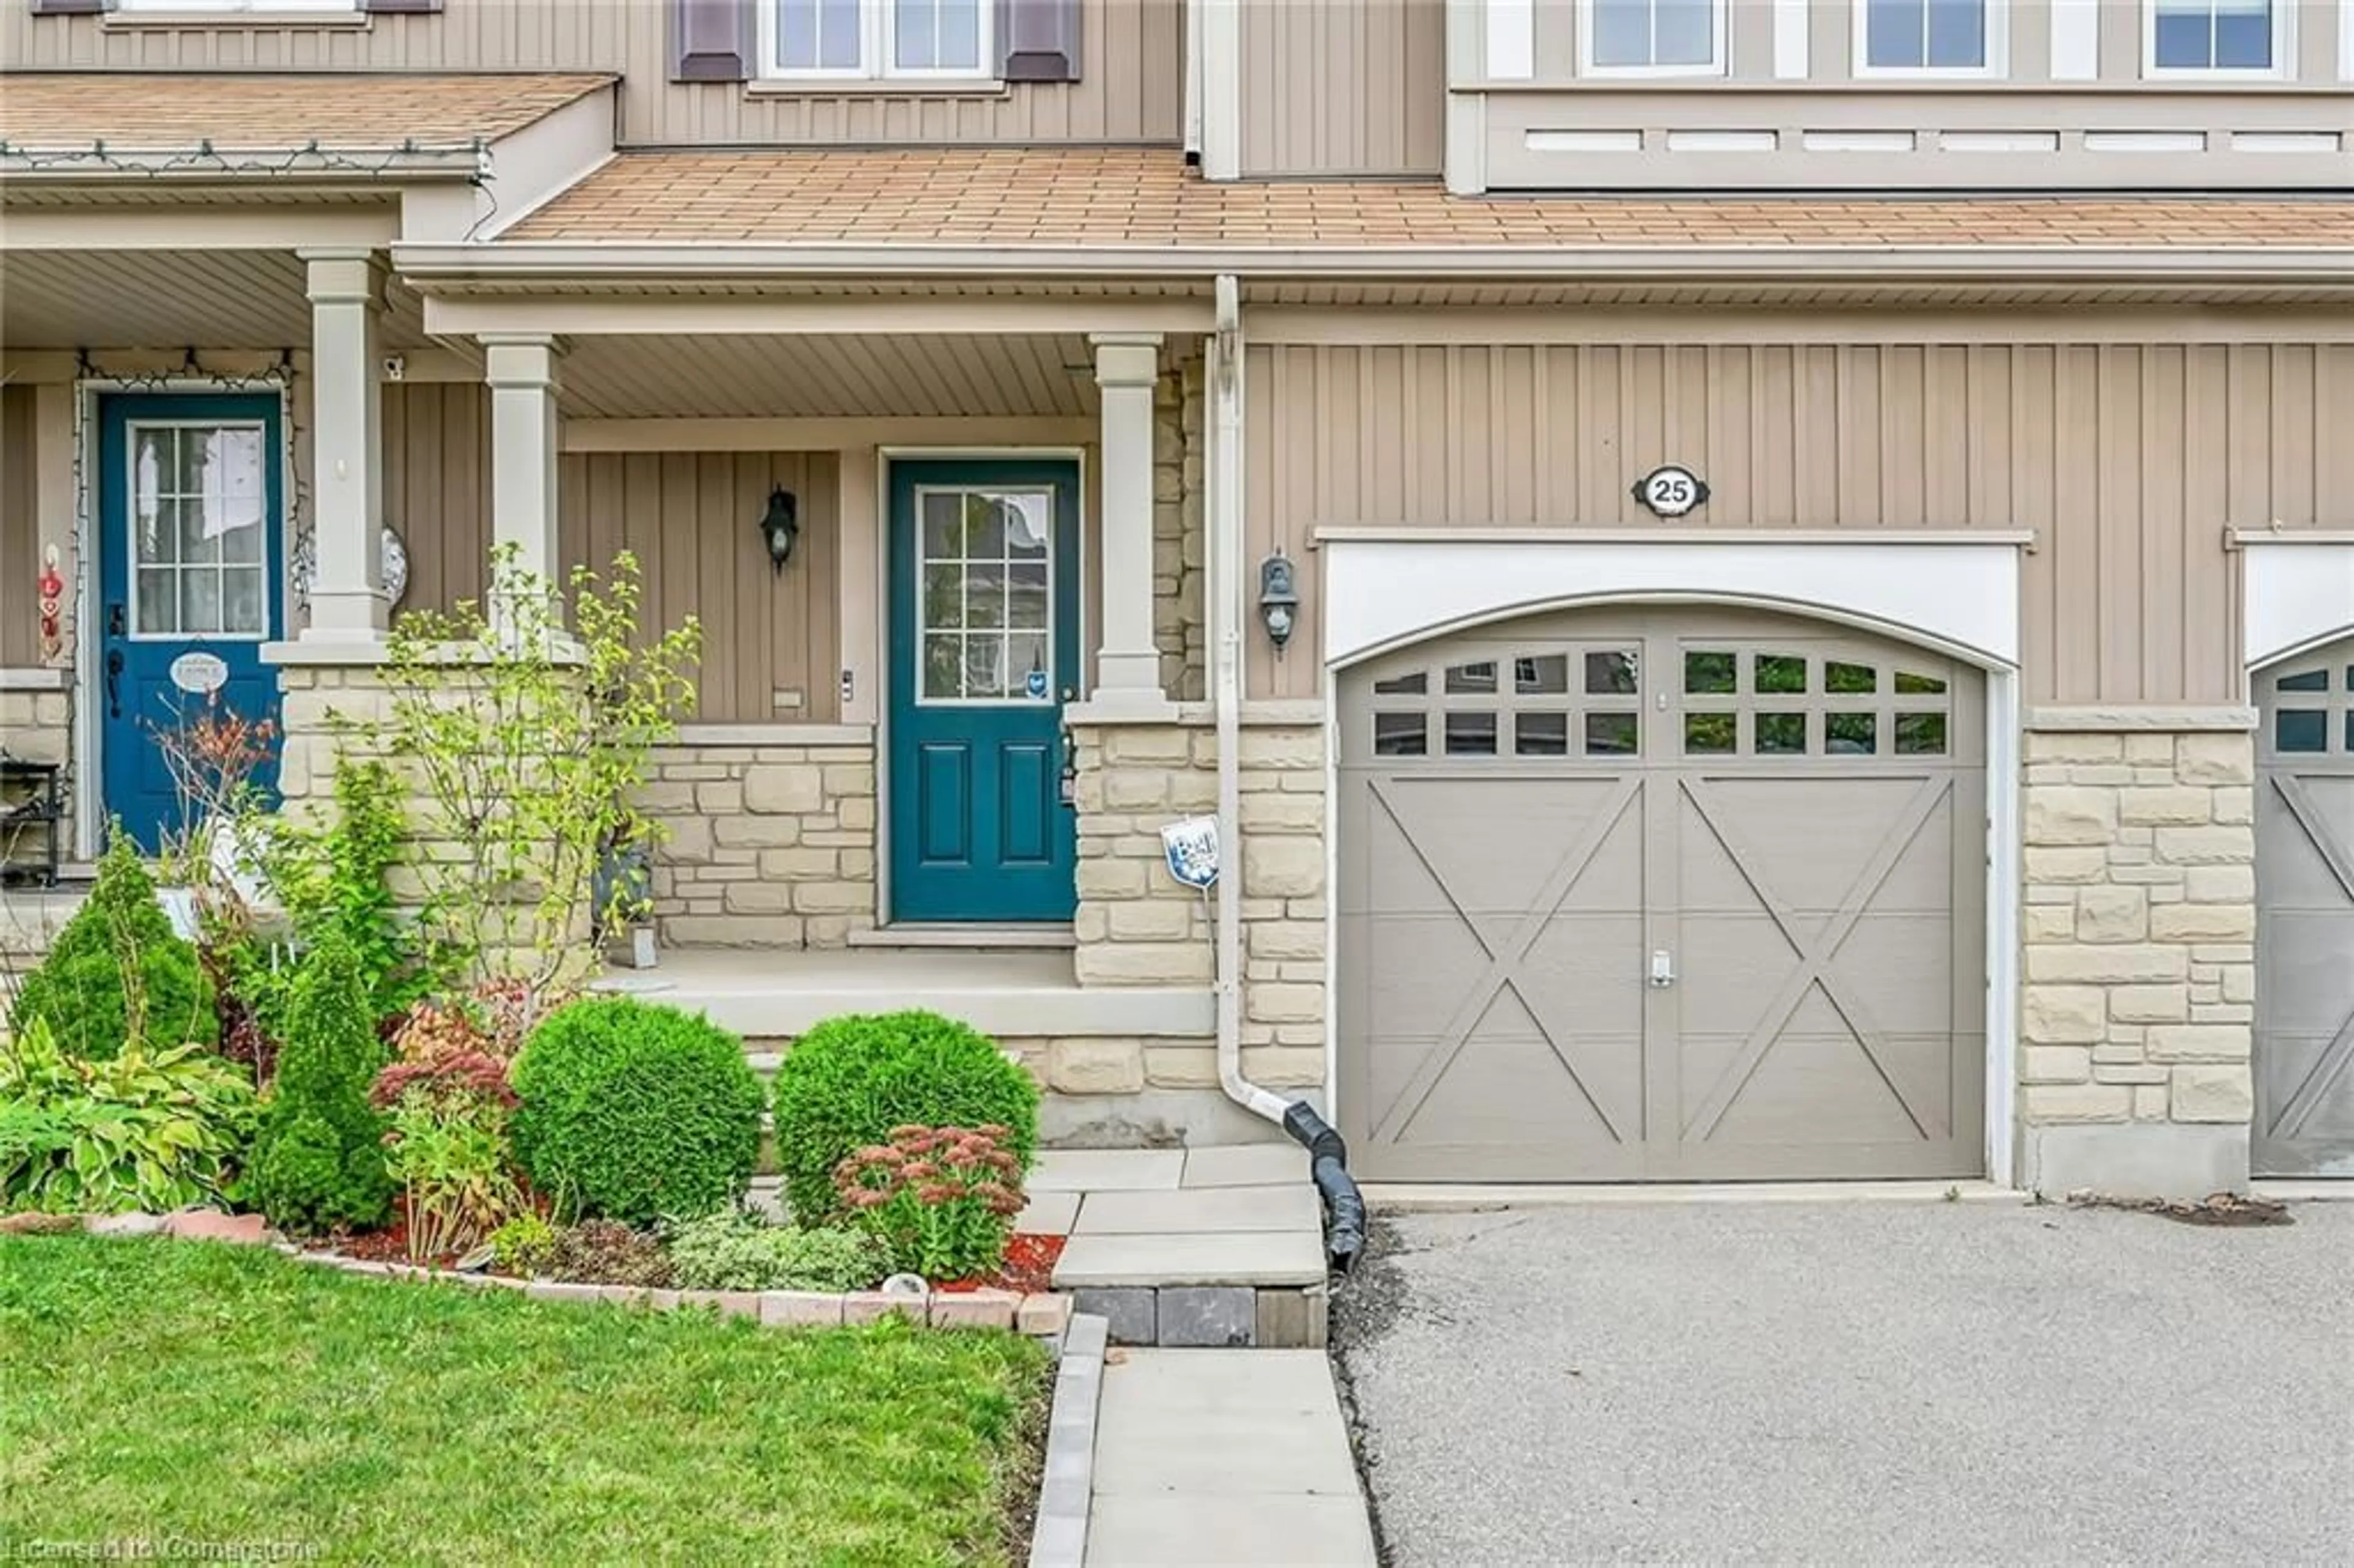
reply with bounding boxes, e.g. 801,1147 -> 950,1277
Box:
0,1233 -> 1052,1565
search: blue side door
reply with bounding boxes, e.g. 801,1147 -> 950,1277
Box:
99,394 -> 286,851
887,459 -> 1081,922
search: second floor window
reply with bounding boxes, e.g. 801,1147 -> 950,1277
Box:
767,0 -> 991,79
2149,0 -> 2281,72
1862,0 -> 1997,72
1585,0 -> 1723,75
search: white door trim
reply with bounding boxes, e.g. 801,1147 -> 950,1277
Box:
1319,533 -> 2027,1186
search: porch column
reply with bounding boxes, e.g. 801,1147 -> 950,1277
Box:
298,249 -> 388,642
1089,332 -> 1171,717
481,333 -> 565,632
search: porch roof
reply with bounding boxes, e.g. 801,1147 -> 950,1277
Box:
499,145 -> 2354,255
0,72 -> 614,180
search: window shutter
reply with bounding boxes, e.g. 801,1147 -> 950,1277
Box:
673,0 -> 755,82
29,0 -> 115,15
1000,0 -> 1081,83
360,0 -> 445,12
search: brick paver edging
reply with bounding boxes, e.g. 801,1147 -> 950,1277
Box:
1027,1313 -> 1108,1568
22,1209 -> 1074,1339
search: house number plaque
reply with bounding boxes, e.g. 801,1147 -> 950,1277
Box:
1632,465 -> 1709,519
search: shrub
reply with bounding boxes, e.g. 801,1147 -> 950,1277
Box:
664,1211 -> 885,1293
371,1051 -> 524,1265
835,1124 -> 1026,1284
509,997 -> 763,1226
9,835 -> 215,1060
0,1017 -> 257,1214
247,932 -> 393,1235
489,1212 -> 557,1276
769,1011 -> 1039,1227
543,1219 -> 674,1288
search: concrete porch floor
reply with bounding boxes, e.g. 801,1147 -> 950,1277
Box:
590,945 -> 1214,1040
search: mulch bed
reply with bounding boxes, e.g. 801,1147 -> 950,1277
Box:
936,1233 -> 1065,1295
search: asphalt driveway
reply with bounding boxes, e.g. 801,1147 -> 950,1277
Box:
1333,1198 -> 2353,1566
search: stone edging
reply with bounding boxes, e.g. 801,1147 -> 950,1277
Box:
36,1209 -> 1075,1338
1027,1312 -> 1108,1568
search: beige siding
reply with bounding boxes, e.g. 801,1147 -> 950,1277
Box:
560,450 -> 842,726
1246,338 -> 2354,706
383,382 -> 492,618
1242,0 -> 1445,175
0,386 -> 37,667
7,0 -> 1182,147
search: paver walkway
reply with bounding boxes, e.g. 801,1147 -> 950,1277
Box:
1085,1349 -> 1377,1567
1026,1147 -> 1327,1292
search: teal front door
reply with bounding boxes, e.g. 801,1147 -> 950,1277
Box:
888,460 -> 1081,922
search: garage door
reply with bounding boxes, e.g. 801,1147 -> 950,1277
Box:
1338,607 -> 1986,1183
2255,644 -> 2354,1178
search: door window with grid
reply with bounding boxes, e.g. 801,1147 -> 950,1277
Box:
916,487 -> 1055,704
128,422 -> 270,639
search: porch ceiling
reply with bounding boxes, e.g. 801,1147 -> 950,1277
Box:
556,332 -> 1101,419
0,249 -> 433,352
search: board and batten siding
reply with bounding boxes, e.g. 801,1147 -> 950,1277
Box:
1246,340 -> 2354,706
0,386 -> 39,668
383,382 -> 492,620
560,449 -> 842,726
7,0 -> 1181,148
1243,0 -> 1446,176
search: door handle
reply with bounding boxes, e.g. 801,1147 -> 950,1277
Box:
1649,950 -> 1676,989
105,649 -> 124,720
109,602 -> 127,637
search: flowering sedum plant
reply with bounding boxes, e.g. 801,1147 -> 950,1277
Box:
832,1124 -> 1026,1284
369,1049 -> 525,1265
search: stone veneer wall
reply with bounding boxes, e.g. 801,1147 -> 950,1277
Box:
0,682 -> 71,880
636,740 -> 876,948
1154,352 -> 1206,704
1068,719 -> 1326,1097
2019,725 -> 2257,1198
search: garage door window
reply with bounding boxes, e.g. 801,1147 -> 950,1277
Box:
2268,663 -> 2352,755
1367,641 -> 1645,759
1681,647 -> 1953,758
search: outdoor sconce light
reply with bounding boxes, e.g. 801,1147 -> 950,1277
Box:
1258,551 -> 1299,653
758,487 -> 799,575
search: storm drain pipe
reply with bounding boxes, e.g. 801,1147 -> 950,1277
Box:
1208,273 -> 1364,1274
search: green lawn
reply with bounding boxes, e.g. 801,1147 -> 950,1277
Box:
0,1236 -> 1048,1566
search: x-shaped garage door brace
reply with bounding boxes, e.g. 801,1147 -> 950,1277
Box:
1366,775 -> 1642,1147
2266,774 -> 2354,1141
1677,775 -> 1951,1144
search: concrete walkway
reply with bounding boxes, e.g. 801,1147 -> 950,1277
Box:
1085,1349 -> 1377,1567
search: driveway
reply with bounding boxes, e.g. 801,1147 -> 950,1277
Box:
1333,1198 -> 2354,1566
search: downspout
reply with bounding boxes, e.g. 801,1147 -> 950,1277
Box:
1210,273 -> 1287,1131
1208,273 -> 1365,1273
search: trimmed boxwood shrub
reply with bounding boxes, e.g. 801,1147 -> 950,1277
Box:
769,1010 -> 1039,1227
510,997 -> 763,1225
9,834 -> 214,1060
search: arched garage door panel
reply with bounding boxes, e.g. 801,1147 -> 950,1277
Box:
2255,647 -> 2354,1178
1338,607 -> 1986,1184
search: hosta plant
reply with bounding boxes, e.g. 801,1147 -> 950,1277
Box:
0,1016 -> 257,1215
833,1125 -> 1026,1284
370,1049 -> 525,1265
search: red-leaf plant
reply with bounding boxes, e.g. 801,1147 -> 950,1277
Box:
368,1049 -> 524,1265
832,1124 -> 1026,1285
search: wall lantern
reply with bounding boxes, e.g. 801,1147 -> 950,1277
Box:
1258,550 -> 1299,653
758,487 -> 799,574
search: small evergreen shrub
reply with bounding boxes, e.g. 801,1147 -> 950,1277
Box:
489,1212 -> 557,1276
664,1211 -> 885,1293
9,835 -> 215,1059
509,998 -> 762,1226
248,932 -> 393,1235
769,1011 -> 1039,1227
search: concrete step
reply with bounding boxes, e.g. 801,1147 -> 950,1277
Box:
1053,1231 -> 1326,1290
1071,1184 -> 1322,1237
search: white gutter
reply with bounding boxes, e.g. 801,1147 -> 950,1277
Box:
1209,270 -> 1288,1127
390,240 -> 2354,286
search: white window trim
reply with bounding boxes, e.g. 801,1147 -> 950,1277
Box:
118,0 -> 355,12
1851,0 -> 2010,80
1576,0 -> 1730,79
2142,0 -> 2294,81
758,0 -> 998,83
